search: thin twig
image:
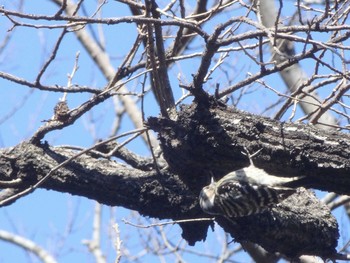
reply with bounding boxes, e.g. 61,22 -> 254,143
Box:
122,217 -> 215,229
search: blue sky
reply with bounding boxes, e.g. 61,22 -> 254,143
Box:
0,1 -> 237,262
0,0 -> 349,262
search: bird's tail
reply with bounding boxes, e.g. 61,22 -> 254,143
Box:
281,176 -> 312,189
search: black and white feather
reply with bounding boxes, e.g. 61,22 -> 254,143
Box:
199,150 -> 305,218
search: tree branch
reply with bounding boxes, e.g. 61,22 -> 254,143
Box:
148,102 -> 350,194
0,102 -> 345,257
0,230 -> 57,263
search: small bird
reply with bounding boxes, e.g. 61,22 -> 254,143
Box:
199,149 -> 306,218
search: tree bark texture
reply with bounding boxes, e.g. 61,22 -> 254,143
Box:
149,102 -> 350,194
1,101 -> 348,257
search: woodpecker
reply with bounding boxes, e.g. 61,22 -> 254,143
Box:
199,149 -> 306,218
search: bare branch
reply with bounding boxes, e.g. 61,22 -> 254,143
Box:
82,203 -> 106,263
50,0 -> 159,147
0,230 -> 57,263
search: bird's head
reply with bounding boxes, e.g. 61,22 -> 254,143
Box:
199,182 -> 217,215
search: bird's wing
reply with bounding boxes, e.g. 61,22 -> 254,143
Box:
215,181 -> 295,218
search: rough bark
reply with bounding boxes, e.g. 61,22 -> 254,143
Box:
0,141 -> 207,244
148,102 -> 350,194
1,101 -> 348,257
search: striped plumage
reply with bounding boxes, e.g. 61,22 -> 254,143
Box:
199,149 -> 305,218
199,175 -> 295,217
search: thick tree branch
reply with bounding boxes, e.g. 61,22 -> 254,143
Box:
0,102 -> 345,257
148,102 -> 350,194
